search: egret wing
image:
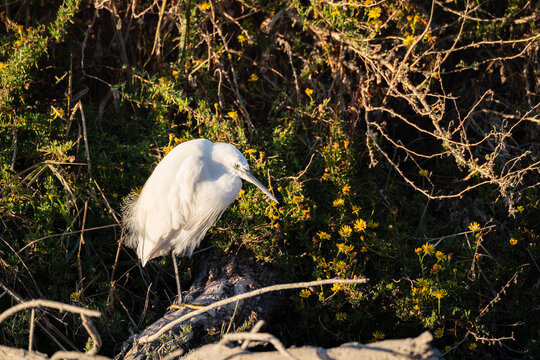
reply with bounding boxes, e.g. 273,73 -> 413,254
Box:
140,155 -> 205,263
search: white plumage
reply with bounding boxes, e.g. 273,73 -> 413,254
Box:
122,138 -> 278,267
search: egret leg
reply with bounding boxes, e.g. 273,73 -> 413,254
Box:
171,254 -> 182,304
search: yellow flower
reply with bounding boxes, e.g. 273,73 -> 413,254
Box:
292,195 -> 303,203
372,331 -> 385,341
414,247 -> 422,254
48,193 -> 54,201
352,205 -> 360,215
435,251 -> 445,261
469,343 -> 477,350
422,243 -> 434,255
335,260 -> 347,271
299,289 -> 311,298
360,245 -> 367,253
402,35 -> 415,47
331,283 -> 341,292
413,304 -> 420,311
237,34 -> 247,45
434,328 -> 444,339
339,225 -> 352,238
367,7 -> 381,20
411,287 -> 419,296
337,243 -> 354,253
51,106 -> 65,119
248,73 -> 259,82
516,205 -> 524,213
317,231 -> 331,240
70,291 -> 80,301
431,289 -> 446,299
172,70 -> 180,79
267,212 -> 279,221
418,169 -> 428,177
354,219 -> 367,232
163,145 -> 174,155
14,40 -> 22,47
0,62 -> 6,70
302,209 -> 311,219
158,76 -> 169,85
305,88 -> 314,102
199,2 -> 211,11
342,184 -> 351,194
336,312 -> 347,321
430,263 -> 441,274
367,220 -> 379,228
322,172 -> 330,180
468,222 -> 480,232
509,238 -> 518,246
333,198 -> 344,207
228,111 -> 238,119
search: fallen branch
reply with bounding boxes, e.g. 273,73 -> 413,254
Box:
0,300 -> 103,357
138,277 -> 368,343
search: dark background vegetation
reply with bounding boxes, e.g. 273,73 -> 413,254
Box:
1,0 -> 539,358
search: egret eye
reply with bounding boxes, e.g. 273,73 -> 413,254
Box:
234,163 -> 240,169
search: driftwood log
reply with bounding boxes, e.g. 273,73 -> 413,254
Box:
0,251 -> 442,359
116,250 -> 287,359
183,330 -> 441,360
116,251 -> 441,360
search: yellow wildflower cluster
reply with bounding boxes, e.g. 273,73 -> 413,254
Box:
336,312 -> 347,321
299,289 -> 311,298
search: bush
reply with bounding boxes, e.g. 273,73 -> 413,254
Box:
1,0 -> 538,358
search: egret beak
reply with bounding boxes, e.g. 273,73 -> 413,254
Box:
240,169 -> 279,204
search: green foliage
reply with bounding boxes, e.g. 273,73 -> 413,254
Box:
1,0 -> 539,358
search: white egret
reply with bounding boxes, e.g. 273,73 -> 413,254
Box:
122,138 -> 278,302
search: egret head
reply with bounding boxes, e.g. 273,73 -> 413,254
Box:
216,143 -> 279,204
